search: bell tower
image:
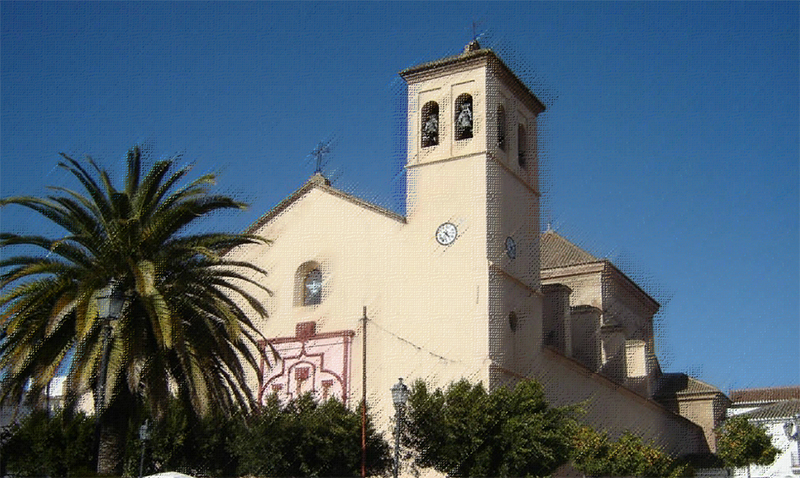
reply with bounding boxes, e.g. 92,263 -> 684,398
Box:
399,42 -> 548,384
400,41 -> 544,184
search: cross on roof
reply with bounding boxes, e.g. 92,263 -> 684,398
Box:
310,140 -> 331,175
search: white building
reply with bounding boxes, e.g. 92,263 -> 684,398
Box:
728,388 -> 800,478
0,376 -> 66,428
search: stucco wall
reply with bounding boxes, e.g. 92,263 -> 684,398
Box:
536,349 -> 710,456
662,395 -> 721,453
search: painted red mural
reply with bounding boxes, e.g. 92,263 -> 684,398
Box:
259,321 -> 354,405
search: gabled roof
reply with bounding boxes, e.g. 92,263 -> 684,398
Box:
540,229 -> 599,269
244,173 -> 405,235
540,229 -> 660,311
739,399 -> 800,421
729,386 -> 800,404
654,373 -> 726,399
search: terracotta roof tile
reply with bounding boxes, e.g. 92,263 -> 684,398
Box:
654,373 -> 724,398
729,387 -> 800,404
540,230 -> 599,269
739,399 -> 800,421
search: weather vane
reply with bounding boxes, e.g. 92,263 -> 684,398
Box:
310,139 -> 332,175
471,19 -> 485,43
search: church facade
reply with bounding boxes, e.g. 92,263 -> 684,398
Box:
227,42 -> 710,457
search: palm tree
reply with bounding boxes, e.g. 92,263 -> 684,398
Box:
0,147 -> 270,474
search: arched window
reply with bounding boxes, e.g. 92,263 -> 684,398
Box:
455,94 -> 473,140
303,268 -> 323,306
497,105 -> 506,151
517,124 -> 527,168
421,101 -> 439,148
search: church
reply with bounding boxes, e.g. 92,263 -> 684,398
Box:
226,41 -> 717,458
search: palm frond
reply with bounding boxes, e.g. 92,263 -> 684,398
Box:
0,258 -> 77,290
124,146 -> 142,198
1,196 -> 88,237
57,154 -> 114,224
1,234 -> 95,271
47,185 -> 104,221
134,160 -> 179,219
2,146 -> 270,433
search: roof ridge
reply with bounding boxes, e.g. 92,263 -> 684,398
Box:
738,398 -> 800,420
685,375 -> 726,393
731,385 -> 800,392
729,386 -> 800,404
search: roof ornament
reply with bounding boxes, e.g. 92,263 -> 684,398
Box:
308,138 -> 333,176
464,39 -> 481,54
464,20 -> 483,53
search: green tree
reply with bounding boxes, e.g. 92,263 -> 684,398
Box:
231,394 -> 391,477
716,415 -> 779,475
404,378 -> 577,477
1,394 -> 391,476
2,409 -> 95,476
571,426 -> 689,477
121,398 -> 238,476
0,147 -> 270,474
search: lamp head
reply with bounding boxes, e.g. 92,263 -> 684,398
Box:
139,419 -> 151,441
97,279 -> 126,320
391,378 -> 409,408
785,419 -> 799,440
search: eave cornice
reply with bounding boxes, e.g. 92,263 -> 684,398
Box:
542,260 -> 660,313
400,49 -> 546,116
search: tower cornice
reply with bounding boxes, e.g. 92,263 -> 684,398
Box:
400,48 -> 546,116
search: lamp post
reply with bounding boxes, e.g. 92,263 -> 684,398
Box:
785,416 -> 800,472
391,378 -> 409,478
138,419 -> 151,478
95,279 -> 126,474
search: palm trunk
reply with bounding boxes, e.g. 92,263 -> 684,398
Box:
96,387 -> 133,475
97,406 -> 129,475
97,425 -> 124,474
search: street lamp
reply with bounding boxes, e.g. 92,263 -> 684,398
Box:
785,416 -> 800,471
95,279 -> 127,474
391,378 -> 409,478
138,419 -> 151,478
784,418 -> 798,440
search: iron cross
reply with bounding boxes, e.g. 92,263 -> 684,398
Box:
310,140 -> 331,175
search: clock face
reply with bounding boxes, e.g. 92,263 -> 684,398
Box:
436,222 -> 457,245
505,236 -> 517,259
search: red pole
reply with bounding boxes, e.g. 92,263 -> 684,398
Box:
361,306 -> 367,478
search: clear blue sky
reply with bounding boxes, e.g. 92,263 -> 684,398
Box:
2,2 -> 798,392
